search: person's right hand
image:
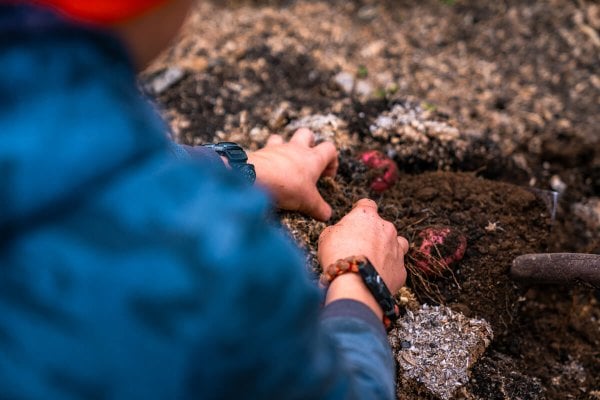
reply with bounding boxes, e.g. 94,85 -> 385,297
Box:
247,128 -> 338,221
318,199 -> 408,311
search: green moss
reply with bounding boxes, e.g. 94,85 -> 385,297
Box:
357,65 -> 369,79
421,101 -> 437,112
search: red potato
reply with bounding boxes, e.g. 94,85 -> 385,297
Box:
411,226 -> 467,275
358,150 -> 399,193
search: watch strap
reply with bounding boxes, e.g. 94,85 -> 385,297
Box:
201,142 -> 256,184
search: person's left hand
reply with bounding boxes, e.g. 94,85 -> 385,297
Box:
247,128 -> 338,221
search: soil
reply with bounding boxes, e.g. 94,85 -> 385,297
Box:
283,164 -> 598,400
143,0 -> 600,398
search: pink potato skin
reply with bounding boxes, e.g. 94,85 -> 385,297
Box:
359,150 -> 399,193
413,226 -> 467,275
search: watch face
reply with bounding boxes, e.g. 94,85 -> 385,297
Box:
223,146 -> 248,162
202,142 -> 255,184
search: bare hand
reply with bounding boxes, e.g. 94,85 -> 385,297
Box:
247,128 -> 338,221
318,199 -> 408,293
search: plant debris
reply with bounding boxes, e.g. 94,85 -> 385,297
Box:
369,102 -> 468,170
389,304 -> 493,400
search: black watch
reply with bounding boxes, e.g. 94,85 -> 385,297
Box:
202,142 -> 256,184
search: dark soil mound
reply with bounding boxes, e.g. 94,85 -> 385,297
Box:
281,153 -> 598,399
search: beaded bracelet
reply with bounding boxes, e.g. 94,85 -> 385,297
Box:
320,255 -> 401,329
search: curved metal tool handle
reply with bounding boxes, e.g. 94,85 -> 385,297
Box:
511,253 -> 600,287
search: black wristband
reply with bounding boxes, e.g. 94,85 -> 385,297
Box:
356,257 -> 401,328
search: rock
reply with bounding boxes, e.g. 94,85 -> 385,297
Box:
357,5 -> 378,21
355,80 -> 374,98
587,4 -> 600,29
550,174 -> 567,193
285,114 -> 357,149
268,101 -> 292,130
143,67 -> 185,95
572,197 -> 600,231
389,304 -> 493,400
361,40 -> 386,58
333,72 -> 354,95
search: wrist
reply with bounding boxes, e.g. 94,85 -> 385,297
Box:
245,152 -> 266,185
220,155 -> 230,167
320,255 -> 401,329
325,273 -> 383,320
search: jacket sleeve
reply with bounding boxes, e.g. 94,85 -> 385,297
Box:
167,141 -> 226,168
0,150 -> 395,400
321,299 -> 396,399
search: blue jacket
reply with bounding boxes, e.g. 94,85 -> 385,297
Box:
0,5 -> 395,399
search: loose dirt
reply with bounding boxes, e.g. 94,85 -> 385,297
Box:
144,0 -> 600,398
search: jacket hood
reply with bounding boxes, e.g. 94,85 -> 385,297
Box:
0,4 -> 167,235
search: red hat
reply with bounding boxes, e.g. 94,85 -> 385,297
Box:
32,0 -> 169,24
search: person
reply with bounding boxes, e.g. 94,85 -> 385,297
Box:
0,1 -> 409,399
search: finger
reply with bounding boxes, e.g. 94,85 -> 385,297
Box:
383,220 -> 398,237
290,128 -> 315,147
397,236 -> 409,254
313,141 -> 339,178
266,134 -> 284,146
302,187 -> 333,221
352,198 -> 378,212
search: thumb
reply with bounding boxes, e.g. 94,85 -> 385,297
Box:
301,187 -> 332,221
